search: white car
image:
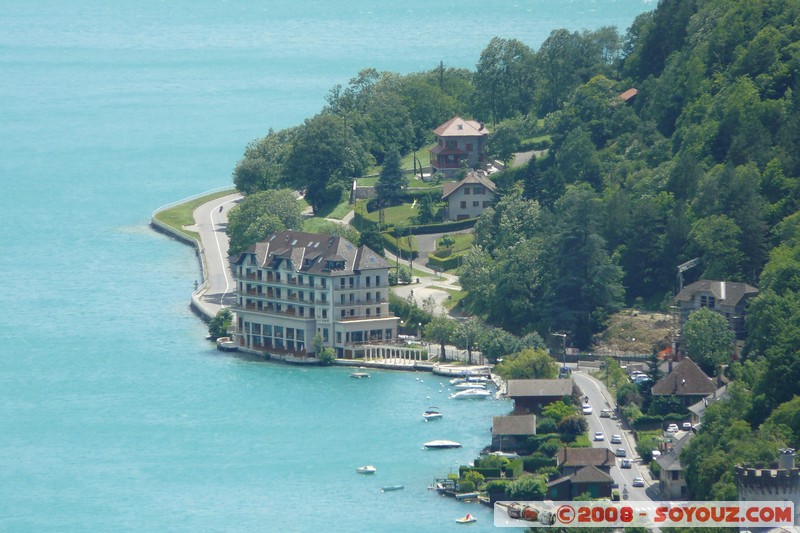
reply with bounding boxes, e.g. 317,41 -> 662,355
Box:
632,477 -> 645,487
666,423 -> 679,433
682,422 -> 693,431
581,405 -> 593,415
594,432 -> 605,441
610,434 -> 623,444
615,448 -> 627,457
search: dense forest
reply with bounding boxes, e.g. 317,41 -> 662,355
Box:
230,0 -> 800,500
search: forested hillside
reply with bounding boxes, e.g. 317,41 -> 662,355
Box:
230,0 -> 800,494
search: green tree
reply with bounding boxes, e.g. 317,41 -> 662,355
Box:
683,307 -> 734,376
424,314 -> 458,362
374,146 -> 407,207
358,226 -> 384,256
226,189 -> 304,254
455,317 -> 486,365
547,185 -> 624,347
232,127 -> 297,194
473,37 -> 536,124
506,475 -> 547,501
208,308 -> 232,340
283,113 -> 372,214
689,214 -> 744,281
494,348 -> 558,381
541,400 -> 577,423
488,115 -> 527,166
318,347 -> 336,366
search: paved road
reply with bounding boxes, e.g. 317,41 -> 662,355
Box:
186,192 -> 242,318
573,371 -> 659,502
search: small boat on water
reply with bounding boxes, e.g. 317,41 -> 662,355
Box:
449,376 -> 489,385
423,407 -> 443,421
456,513 -> 477,523
381,485 -> 404,492
453,381 -> 487,390
350,372 -> 370,379
455,491 -> 480,500
356,465 -> 376,474
450,388 -> 491,400
423,440 -> 462,449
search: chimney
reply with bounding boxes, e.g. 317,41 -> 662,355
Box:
779,448 -> 796,470
720,281 -> 726,301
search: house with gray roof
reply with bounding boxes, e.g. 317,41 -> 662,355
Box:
507,379 -> 574,414
441,170 -> 497,221
675,279 -> 758,341
656,431 -> 694,499
651,357 -> 717,407
547,464 -> 615,500
492,414 -> 536,452
233,231 -> 398,359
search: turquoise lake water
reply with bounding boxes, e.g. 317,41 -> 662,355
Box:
1,1 -> 652,531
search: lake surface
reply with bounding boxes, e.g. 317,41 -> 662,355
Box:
1,1 -> 653,530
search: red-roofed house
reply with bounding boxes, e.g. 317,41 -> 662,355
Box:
429,116 -> 490,176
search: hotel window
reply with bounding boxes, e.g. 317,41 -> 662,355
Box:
323,328 -> 329,342
322,309 -> 327,318
337,332 -> 342,343
460,201 -> 467,208
472,201 -> 479,207
464,187 -> 471,195
375,291 -> 380,301
274,326 -> 283,338
376,276 -> 380,286
376,307 -> 381,316
475,186 -> 484,195
340,278 -> 345,288
297,330 -> 304,341
366,309 -> 371,317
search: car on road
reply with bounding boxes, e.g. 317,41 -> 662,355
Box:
610,434 -> 623,444
632,477 -> 645,487
666,423 -> 679,433
581,405 -> 593,415
620,458 -> 632,468
600,408 -> 612,418
615,448 -> 627,457
594,432 -> 605,441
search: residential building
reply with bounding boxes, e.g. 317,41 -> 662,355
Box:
429,116 -> 489,176
232,231 -> 398,359
507,379 -> 574,414
651,357 -> 717,407
441,170 -> 497,221
555,448 -> 617,476
547,465 -> 615,500
675,279 -> 758,341
491,415 -> 536,453
656,431 -> 694,499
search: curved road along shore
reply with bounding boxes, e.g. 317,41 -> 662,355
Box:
186,192 -> 242,319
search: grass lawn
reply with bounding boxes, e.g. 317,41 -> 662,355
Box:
430,285 -> 466,310
361,202 -> 419,226
436,232 -> 474,254
153,188 -> 237,241
312,192 -> 352,220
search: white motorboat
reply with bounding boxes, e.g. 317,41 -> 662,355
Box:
450,388 -> 491,400
453,381 -> 486,390
356,465 -> 377,474
423,407 -> 443,421
350,372 -> 370,379
449,376 -> 490,385
423,440 -> 462,449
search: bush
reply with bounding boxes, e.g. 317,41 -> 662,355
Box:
208,308 -> 232,340
558,414 -> 588,436
477,455 -> 510,469
522,453 -> 557,473
462,470 -> 485,487
318,347 -> 336,366
536,417 -> 558,434
460,466 -> 501,479
539,438 -> 562,457
456,480 -> 476,493
485,480 -> 510,495
632,414 -> 665,430
507,459 -> 524,479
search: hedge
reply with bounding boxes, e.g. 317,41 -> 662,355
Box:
632,415 -> 665,430
507,458 -> 524,479
522,453 -> 557,473
381,231 -> 418,260
427,252 -> 465,271
460,466 -> 502,479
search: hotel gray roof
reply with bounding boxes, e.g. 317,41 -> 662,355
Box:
236,230 -> 390,275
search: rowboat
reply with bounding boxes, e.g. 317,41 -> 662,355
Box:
381,485 -> 404,492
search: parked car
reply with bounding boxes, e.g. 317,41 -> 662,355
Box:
615,448 -> 627,457
600,409 -> 612,418
666,423 -> 679,433
632,477 -> 645,487
594,432 -> 605,441
682,422 -> 693,431
581,405 -> 593,415
620,458 -> 632,469
611,434 -> 623,444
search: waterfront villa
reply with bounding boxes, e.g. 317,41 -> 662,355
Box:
507,379 -> 574,414
441,170 -> 497,221
232,231 -> 398,359
429,116 -> 489,177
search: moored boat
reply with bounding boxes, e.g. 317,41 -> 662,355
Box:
453,381 -> 487,390
356,465 -> 376,474
350,372 -> 370,379
381,485 -> 404,492
423,406 -> 443,421
450,388 -> 491,400
423,439 -> 462,449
